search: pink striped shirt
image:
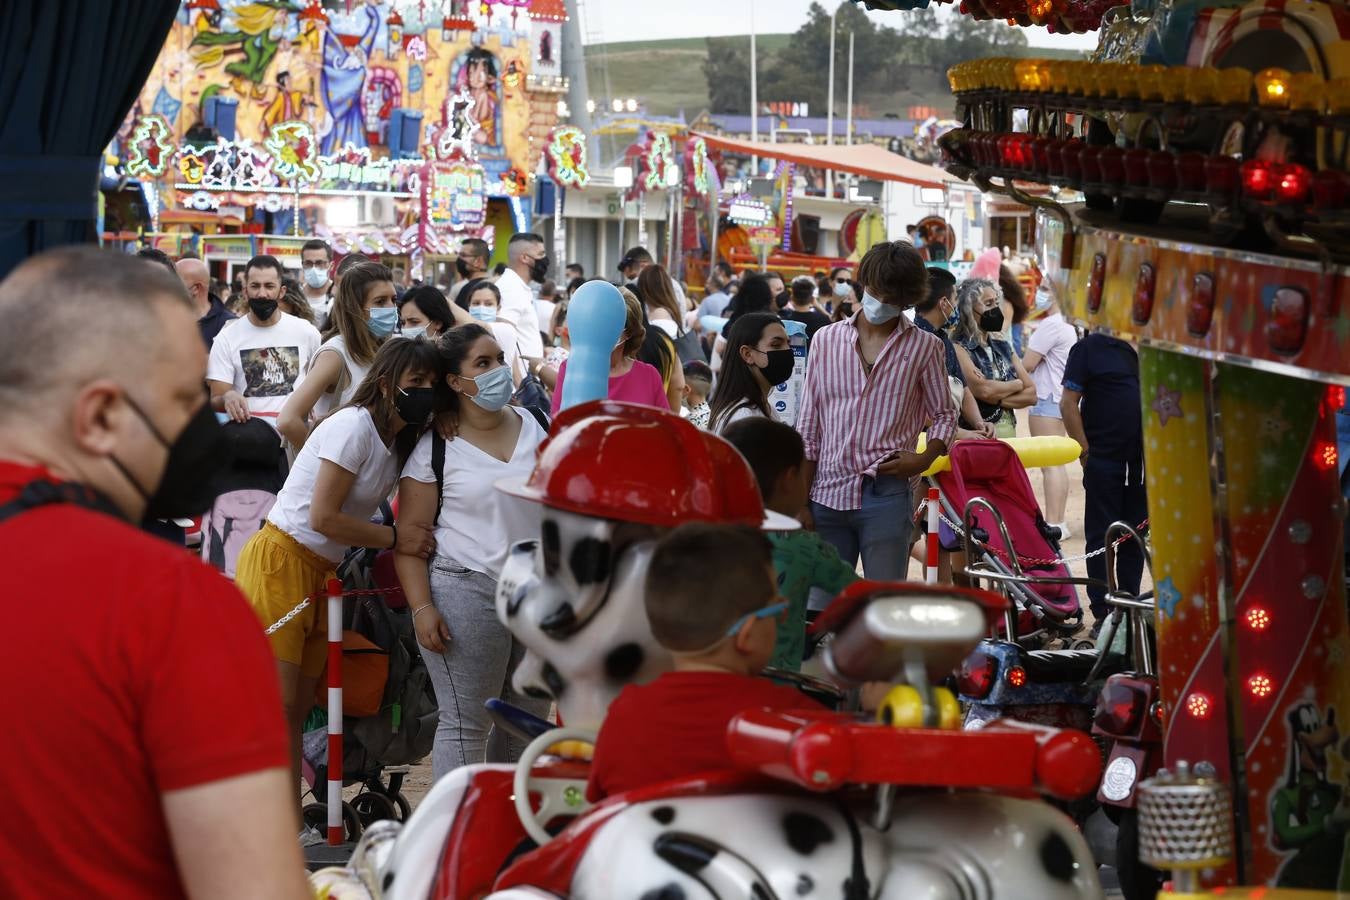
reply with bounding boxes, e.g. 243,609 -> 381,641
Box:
797,313 -> 957,511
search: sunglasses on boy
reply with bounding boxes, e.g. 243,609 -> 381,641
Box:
724,600 -> 788,638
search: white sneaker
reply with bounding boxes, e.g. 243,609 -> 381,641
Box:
1051,523 -> 1072,541
299,824 -> 326,847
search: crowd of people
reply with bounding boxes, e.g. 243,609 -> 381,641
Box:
0,226 -> 1145,896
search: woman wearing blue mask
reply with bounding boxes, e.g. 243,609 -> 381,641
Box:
396,284 -> 473,340
455,279 -> 525,389
279,261 -> 398,450
395,323 -> 551,777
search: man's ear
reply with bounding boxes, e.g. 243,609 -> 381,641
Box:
70,380 -> 127,457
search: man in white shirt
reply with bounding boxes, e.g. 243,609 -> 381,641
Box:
208,254 -> 322,424
495,233 -> 547,362
299,239 -> 333,325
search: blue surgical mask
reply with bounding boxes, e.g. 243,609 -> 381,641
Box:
401,325 -> 428,340
833,281 -> 852,298
303,267 -> 328,290
861,291 -> 901,325
470,306 -> 497,323
367,306 -> 398,338
466,364 -> 514,412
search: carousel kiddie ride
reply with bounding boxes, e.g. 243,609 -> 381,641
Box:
927,0 -> 1350,892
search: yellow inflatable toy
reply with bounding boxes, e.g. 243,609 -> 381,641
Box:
914,435 -> 1082,477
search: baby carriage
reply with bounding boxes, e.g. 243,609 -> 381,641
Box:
300,512 -> 436,841
928,439 -> 1085,648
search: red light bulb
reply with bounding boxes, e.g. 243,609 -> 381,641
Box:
1242,160 -> 1274,199
1275,163 -> 1311,204
1245,606 -> 1271,631
1006,665 -> 1028,688
1247,673 -> 1273,699
1313,440 -> 1338,472
1328,385 -> 1346,409
1186,692 -> 1212,719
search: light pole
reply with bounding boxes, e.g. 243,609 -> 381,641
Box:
750,0 -> 759,173
825,3 -> 838,196
846,30 -> 855,146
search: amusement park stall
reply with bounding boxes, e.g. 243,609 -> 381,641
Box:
105,0 -> 569,278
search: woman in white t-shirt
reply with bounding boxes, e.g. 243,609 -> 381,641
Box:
395,323 -> 551,777
1022,283 -> 1079,537
234,337 -> 439,839
278,261 -> 398,450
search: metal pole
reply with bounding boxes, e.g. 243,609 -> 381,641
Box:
846,30 -> 854,146
561,0 -> 592,135
825,3 -> 836,197
325,578 -> 344,846
750,0 -> 758,173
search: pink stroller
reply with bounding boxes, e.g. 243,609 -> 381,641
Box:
930,440 -> 1085,647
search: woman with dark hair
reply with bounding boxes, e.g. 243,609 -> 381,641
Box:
235,338 -> 440,841
712,272 -> 776,374
951,277 -> 1036,439
708,311 -> 791,435
455,278 -> 523,386
997,263 -> 1031,356
280,277 -> 317,326
396,324 -> 550,776
635,264 -> 685,339
831,279 -> 861,323
279,261 -> 397,449
397,284 -> 472,339
548,286 -> 668,415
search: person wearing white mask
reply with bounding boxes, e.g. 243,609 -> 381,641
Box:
277,261 -> 397,450
454,279 -> 524,387
299,239 -> 334,327
395,323 -> 551,777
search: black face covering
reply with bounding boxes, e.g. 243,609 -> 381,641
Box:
529,255 -> 550,283
394,386 -> 436,426
455,257 -> 476,279
114,396 -> 233,520
979,307 -> 1006,334
248,297 -> 278,321
757,348 -> 796,387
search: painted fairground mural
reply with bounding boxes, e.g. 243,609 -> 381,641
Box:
108,0 -> 567,262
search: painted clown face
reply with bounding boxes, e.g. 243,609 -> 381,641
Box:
495,507 -> 674,730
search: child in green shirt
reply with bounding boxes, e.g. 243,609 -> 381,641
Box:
722,418 -> 858,670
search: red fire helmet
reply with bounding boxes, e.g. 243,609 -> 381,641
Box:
497,400 -> 799,531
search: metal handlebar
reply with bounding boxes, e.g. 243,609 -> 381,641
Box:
1092,521 -> 1157,680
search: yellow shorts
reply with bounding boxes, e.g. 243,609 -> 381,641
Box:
235,522 -> 337,678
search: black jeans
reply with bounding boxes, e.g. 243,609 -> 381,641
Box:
1083,455 -> 1148,619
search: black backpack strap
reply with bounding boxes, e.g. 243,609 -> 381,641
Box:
0,480 -> 121,525
525,405 -> 551,434
431,430 -> 446,516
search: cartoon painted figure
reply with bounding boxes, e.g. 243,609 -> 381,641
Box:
1271,702 -> 1350,889
320,1 -> 379,153
450,48 -> 498,148
190,1 -> 291,100
261,70 -> 308,131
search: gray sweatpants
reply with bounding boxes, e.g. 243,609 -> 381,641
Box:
421,557 -> 551,779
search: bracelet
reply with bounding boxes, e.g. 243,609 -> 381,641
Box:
388,522 -> 398,550
412,604 -> 436,619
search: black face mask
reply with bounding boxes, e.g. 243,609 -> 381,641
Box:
838,302 -> 854,317
114,396 -> 232,520
756,348 -> 796,387
455,258 -> 476,279
248,297 -> 278,321
529,255 -> 550,283
394,386 -> 436,426
979,307 -> 1006,333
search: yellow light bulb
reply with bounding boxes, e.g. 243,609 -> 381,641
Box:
1138,64 -> 1167,101
1255,67 -> 1290,108
1328,77 -> 1350,115
1286,72 -> 1324,112
1016,59 -> 1038,92
1116,63 -> 1143,100
1216,67 -> 1253,106
1185,67 -> 1220,104
1160,65 -> 1188,103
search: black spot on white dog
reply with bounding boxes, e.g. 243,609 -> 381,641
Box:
796,873 -> 814,895
1040,831 -> 1077,882
570,537 -> 612,585
605,643 -> 644,681
540,602 -> 576,635
541,662 -> 566,698
639,885 -> 685,900
506,581 -> 530,617
653,833 -> 717,874
783,811 -> 834,855
751,884 -> 772,900
541,519 -> 561,576
523,684 -> 552,700
651,806 -> 676,825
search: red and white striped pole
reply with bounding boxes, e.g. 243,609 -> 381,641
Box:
926,487 -> 940,584
326,578 -> 344,846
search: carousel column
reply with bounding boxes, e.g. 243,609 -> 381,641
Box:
1138,347 -> 1240,885
1213,365 -> 1349,890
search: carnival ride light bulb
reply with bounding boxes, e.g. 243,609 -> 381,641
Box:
1255,68 -> 1292,108
610,98 -> 623,112
586,99 -> 596,114
1286,72 -> 1325,112
1216,67 -> 1253,106
625,98 -> 638,112
1245,606 -> 1271,631
1186,692 -> 1212,719
1328,385 -> 1347,409
1247,673 -> 1274,699
1314,440 -> 1338,471
1329,78 -> 1350,115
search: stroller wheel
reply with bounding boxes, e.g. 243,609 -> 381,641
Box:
392,792 -> 412,822
1071,638 -> 1096,651
351,791 -> 399,827
302,801 -> 363,843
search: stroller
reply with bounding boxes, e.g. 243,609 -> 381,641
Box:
928,440 -> 1085,648
300,507 -> 436,841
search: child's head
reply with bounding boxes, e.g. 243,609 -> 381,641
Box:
645,523 -> 782,675
682,359 -> 712,407
720,418 -> 808,518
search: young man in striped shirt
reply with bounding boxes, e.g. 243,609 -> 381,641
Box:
796,240 -> 958,580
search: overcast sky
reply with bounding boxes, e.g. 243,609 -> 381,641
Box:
580,0 -> 1097,51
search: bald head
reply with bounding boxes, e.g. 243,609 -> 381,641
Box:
0,247 -> 193,423
176,257 -> 211,316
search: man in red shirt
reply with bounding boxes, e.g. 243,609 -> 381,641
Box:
587,524 -> 822,801
0,247 -> 309,899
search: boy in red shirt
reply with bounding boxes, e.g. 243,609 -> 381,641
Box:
586,523 -> 822,801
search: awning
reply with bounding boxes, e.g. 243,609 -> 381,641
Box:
693,132 -> 953,190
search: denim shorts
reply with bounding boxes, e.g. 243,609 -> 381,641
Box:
1030,396 -> 1062,419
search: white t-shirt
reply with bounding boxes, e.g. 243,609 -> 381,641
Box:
307,334 -> 371,421
1026,312 -> 1078,403
534,298 -> 557,338
649,315 -> 678,339
402,407 -> 546,579
495,268 -> 545,359
713,402 -> 779,436
207,313 -> 322,418
489,322 -> 523,383
267,406 -> 398,564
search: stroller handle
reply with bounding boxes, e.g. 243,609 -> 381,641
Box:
1104,520 -> 1153,596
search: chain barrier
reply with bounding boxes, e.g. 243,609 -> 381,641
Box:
924,502 -> 1149,568
262,586 -> 402,636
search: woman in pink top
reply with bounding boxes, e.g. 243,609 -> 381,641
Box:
550,287 -> 669,416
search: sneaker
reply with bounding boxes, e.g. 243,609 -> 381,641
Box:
299,824 -> 325,847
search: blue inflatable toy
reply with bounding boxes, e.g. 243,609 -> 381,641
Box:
559,280 -> 627,412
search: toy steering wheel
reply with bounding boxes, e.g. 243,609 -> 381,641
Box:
513,726 -> 597,846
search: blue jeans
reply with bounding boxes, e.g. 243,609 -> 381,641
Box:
1083,456 -> 1148,619
811,475 -> 912,581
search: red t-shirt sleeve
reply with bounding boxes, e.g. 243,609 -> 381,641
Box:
137,562 -> 290,792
